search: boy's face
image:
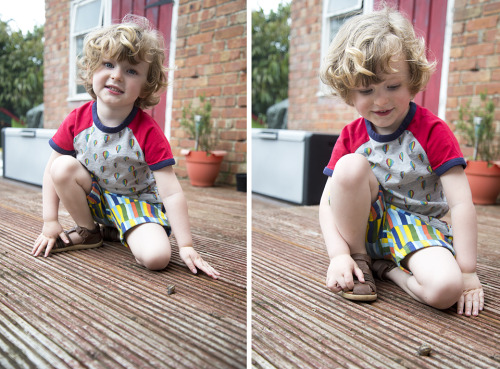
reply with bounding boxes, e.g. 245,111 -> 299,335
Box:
350,57 -> 413,135
92,57 -> 149,112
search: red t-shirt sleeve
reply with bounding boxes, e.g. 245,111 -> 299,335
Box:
324,117 -> 369,176
411,107 -> 466,176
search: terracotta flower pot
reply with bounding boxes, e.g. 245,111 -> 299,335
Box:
465,161 -> 500,205
182,150 -> 226,187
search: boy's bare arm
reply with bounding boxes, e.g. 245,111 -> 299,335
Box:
154,166 -> 220,279
440,166 -> 478,273
441,166 -> 483,315
319,178 -> 365,291
319,178 -> 352,259
32,151 -> 70,256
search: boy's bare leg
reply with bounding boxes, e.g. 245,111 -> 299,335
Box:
329,154 -> 380,255
382,247 -> 463,309
50,155 -> 95,243
126,223 -> 172,270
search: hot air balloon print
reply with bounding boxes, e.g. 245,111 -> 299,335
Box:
418,153 -> 425,162
103,151 -> 109,160
398,152 -> 404,162
409,141 -> 415,152
116,145 -> 122,153
410,161 -> 416,170
386,158 -> 394,168
129,139 -> 135,149
94,153 -> 98,161
385,173 -> 392,182
400,171 -> 405,179
85,158 -> 89,166
408,190 -> 414,198
382,144 -> 389,154
100,166 -> 105,173
114,172 -> 120,180
122,179 -> 128,186
364,147 -> 372,156
94,139 -> 98,146
104,135 -> 110,143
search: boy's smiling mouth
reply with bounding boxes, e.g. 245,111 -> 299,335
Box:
374,109 -> 393,116
106,85 -> 124,94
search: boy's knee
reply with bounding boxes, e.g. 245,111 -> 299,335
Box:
50,155 -> 81,183
333,154 -> 372,186
136,249 -> 171,271
424,274 -> 463,310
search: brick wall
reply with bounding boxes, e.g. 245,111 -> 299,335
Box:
287,0 -> 359,133
44,0 -> 83,129
289,0 -> 500,142
43,0 -> 247,186
446,0 -> 500,156
170,0 -> 247,184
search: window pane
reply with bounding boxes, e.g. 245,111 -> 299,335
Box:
75,34 -> 86,94
329,12 -> 361,44
73,0 -> 101,33
327,0 -> 362,16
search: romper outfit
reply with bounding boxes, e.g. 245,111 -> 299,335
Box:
324,102 -> 466,271
49,101 -> 175,244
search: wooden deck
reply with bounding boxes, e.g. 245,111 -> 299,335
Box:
252,194 -> 500,369
0,177 -> 247,369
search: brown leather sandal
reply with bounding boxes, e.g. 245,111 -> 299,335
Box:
372,259 -> 398,281
339,253 -> 377,302
52,224 -> 103,253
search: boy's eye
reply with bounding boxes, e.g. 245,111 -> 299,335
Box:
104,62 -> 114,68
127,69 -> 138,75
388,84 -> 401,90
358,89 -> 373,95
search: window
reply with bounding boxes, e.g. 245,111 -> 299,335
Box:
319,0 -> 373,94
69,0 -> 111,100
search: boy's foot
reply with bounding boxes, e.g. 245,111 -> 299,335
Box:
372,259 -> 398,280
339,253 -> 377,302
100,225 -> 121,242
52,224 -> 103,253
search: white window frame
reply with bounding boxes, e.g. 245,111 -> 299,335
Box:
318,0 -> 373,96
68,0 -> 111,101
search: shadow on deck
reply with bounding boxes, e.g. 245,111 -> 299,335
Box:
252,194 -> 500,369
0,177 -> 247,369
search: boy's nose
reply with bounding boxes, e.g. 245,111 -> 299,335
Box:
111,67 -> 123,80
374,92 -> 389,106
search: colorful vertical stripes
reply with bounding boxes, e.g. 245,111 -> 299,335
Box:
366,188 -> 454,272
86,178 -> 171,246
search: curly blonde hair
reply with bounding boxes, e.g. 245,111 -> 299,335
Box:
78,15 -> 168,109
319,7 -> 436,106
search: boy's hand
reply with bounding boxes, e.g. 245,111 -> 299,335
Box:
32,221 -> 68,257
179,246 -> 220,280
326,254 -> 364,293
457,272 -> 484,316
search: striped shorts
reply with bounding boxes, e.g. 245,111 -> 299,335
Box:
365,188 -> 454,272
86,178 -> 171,246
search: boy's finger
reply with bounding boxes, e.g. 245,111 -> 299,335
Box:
457,293 -> 465,314
353,265 -> 365,283
343,272 -> 354,290
59,232 -> 70,244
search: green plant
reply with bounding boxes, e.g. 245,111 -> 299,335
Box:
456,92 -> 499,162
180,95 -> 218,152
